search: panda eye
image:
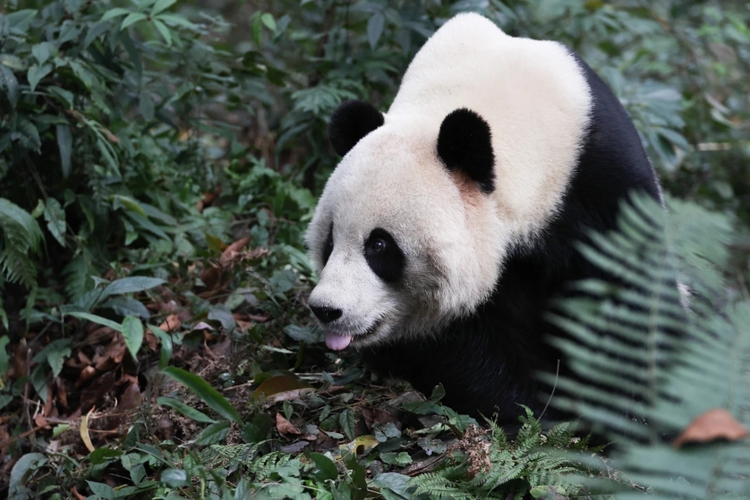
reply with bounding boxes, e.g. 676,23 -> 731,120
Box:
364,228 -> 405,283
370,238 -> 387,253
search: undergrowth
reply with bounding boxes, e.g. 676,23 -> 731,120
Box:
2,0 -> 750,499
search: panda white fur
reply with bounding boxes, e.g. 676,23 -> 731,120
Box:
306,13 -> 663,424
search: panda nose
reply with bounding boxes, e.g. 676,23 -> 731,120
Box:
310,305 -> 342,324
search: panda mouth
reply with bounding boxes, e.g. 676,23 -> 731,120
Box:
325,318 -> 383,351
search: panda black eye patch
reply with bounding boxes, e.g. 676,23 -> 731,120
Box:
322,225 -> 334,266
364,228 -> 405,283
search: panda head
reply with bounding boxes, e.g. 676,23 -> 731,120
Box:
306,100 -> 512,351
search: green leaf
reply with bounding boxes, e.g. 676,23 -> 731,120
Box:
195,420 -> 230,445
0,65 -> 19,108
87,481 -> 115,499
48,86 -> 74,108
367,12 -> 385,49
32,42 -> 55,65
122,315 -> 144,359
101,8 -> 132,21
6,9 -> 37,32
261,13 -> 276,31
160,468 -> 188,487
68,60 -> 97,90
252,14 -> 262,46
56,124 -> 73,178
89,447 -> 123,465
339,409 -> 357,441
33,339 -> 71,378
157,396 -> 216,424
208,304 -> 236,331
162,366 -> 243,423
155,13 -> 196,29
69,312 -> 123,332
121,13 -> 148,30
151,0 -> 177,16
309,452 -> 338,481
9,453 -> 46,495
148,325 -> 172,369
43,198 -> 66,247
110,194 -> 148,217
0,336 -> 9,375
27,64 -> 52,92
152,19 -> 172,45
0,54 -> 26,71
101,276 -> 165,298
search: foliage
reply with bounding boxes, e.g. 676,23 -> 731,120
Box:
548,193 -> 750,497
0,0 -> 749,499
410,409 -> 594,499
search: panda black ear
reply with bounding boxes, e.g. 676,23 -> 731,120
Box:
329,100 -> 385,157
437,108 -> 496,194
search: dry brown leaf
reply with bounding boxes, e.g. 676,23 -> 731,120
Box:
118,382 -> 142,413
80,408 -> 95,452
268,388 -> 315,403
34,414 -> 50,429
276,413 -> 301,436
159,314 -> 181,332
76,365 -> 97,389
94,338 -> 126,371
70,486 -> 87,500
220,237 -> 250,266
673,408 -> 749,448
253,374 -> 313,400
55,377 -> 68,409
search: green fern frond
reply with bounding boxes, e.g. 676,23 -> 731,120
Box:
410,472 -> 477,500
63,253 -> 94,301
0,198 -> 43,289
0,246 -> 38,288
0,198 -> 43,252
549,192 -> 750,498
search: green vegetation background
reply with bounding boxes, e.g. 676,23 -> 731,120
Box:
1,0 -> 749,498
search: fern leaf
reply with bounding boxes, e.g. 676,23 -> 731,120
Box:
0,198 -> 43,289
550,193 -> 750,497
410,472 -> 476,500
63,253 -> 94,301
0,198 -> 43,252
0,246 -> 38,288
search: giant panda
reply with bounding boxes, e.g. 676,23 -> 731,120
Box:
305,13 -> 663,427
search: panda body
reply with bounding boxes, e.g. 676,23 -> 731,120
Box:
306,13 -> 662,424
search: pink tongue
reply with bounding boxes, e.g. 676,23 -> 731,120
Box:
326,332 -> 352,351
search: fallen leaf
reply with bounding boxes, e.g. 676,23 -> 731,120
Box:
362,406 -> 399,430
159,314 -> 181,332
220,237 -> 250,266
281,441 -> 309,453
268,388 -> 315,403
673,408 -> 749,448
76,366 -> 97,389
252,374 -> 313,400
34,414 -> 50,429
339,434 -> 379,455
56,377 -> 68,409
276,413 -> 300,436
80,408 -> 95,452
158,417 -> 173,440
118,382 -> 142,413
71,486 -> 87,500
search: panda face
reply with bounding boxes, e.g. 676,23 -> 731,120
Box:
307,13 -> 595,352
307,123 -> 508,351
